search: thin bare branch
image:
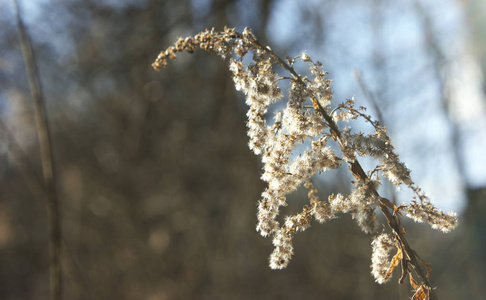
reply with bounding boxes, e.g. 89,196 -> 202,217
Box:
14,1 -> 62,299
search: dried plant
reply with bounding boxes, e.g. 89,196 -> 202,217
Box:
153,27 -> 457,299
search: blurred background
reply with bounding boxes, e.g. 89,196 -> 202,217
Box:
0,0 -> 485,299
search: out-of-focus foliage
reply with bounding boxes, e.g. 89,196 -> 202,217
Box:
0,0 -> 484,299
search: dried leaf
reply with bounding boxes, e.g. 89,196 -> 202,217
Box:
312,97 -> 321,111
380,197 -> 403,216
419,257 -> 432,279
399,259 -> 409,284
349,166 -> 361,180
409,275 -> 419,290
412,285 -> 429,300
350,161 -> 365,181
412,250 -> 433,279
385,247 -> 403,280
331,129 -> 338,141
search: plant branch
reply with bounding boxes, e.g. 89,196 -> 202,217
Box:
14,1 -> 62,299
256,43 -> 437,300
152,27 -> 450,299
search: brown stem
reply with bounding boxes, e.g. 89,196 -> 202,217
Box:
14,1 -> 62,299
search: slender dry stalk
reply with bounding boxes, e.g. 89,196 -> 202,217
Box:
152,27 -> 457,299
14,1 -> 62,299
0,120 -> 46,205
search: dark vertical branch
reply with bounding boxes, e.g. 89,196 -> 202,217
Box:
13,1 -> 62,299
414,0 -> 467,184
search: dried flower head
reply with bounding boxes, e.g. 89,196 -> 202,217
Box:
153,27 -> 457,299
371,233 -> 397,284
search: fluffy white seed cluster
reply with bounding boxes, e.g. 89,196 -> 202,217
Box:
405,200 -> 458,233
226,37 -> 456,267
371,233 -> 397,284
153,27 -> 458,275
307,181 -> 335,223
270,228 -> 294,269
231,57 -> 341,243
349,182 -> 379,234
328,179 -> 380,234
229,57 -> 282,155
333,100 -> 412,186
230,55 -> 345,268
269,202 -> 314,269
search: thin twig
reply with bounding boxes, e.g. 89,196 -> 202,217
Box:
353,70 -> 386,124
0,119 -> 46,205
13,1 -> 62,299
